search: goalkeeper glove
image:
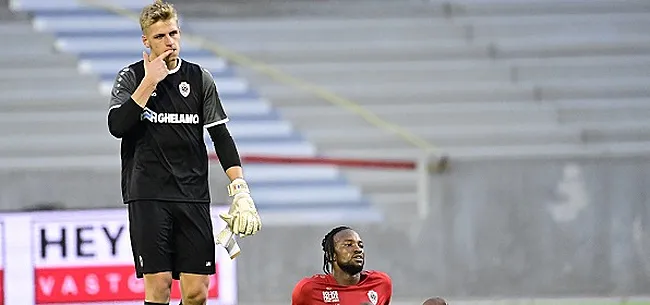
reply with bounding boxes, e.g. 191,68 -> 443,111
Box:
219,178 -> 262,237
215,226 -> 241,259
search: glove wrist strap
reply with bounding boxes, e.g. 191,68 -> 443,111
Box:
228,178 -> 250,197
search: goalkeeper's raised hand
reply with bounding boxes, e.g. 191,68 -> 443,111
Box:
219,178 -> 262,237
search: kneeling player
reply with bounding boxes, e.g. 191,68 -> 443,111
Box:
291,226 -> 392,305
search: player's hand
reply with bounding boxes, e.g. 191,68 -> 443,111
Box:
143,50 -> 172,84
214,226 -> 241,259
219,178 -> 262,237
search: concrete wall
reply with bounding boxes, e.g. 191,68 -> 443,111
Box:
3,156 -> 649,302
234,154 -> 650,303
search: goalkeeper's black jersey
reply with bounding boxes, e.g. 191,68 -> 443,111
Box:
107,58 -> 228,203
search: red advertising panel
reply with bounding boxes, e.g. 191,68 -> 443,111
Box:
0,222 -> 4,305
30,209 -> 235,304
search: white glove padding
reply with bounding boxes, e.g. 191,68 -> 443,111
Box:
214,226 -> 241,259
219,178 -> 262,237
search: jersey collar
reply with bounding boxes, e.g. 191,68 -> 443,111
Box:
325,271 -> 369,286
168,58 -> 182,74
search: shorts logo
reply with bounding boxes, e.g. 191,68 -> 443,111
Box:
138,255 -> 144,267
322,291 -> 339,303
179,81 -> 190,97
205,261 -> 212,267
141,107 -> 200,124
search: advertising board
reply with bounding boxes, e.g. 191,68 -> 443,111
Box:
0,207 -> 236,305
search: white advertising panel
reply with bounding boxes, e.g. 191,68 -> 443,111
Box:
0,207 -> 236,305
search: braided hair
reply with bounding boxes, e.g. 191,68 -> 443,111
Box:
321,226 -> 352,274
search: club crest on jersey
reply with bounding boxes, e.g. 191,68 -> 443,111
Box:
322,291 -> 339,303
179,81 -> 190,97
367,290 -> 378,305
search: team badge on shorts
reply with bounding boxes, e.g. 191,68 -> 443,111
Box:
367,290 -> 378,305
179,81 -> 190,97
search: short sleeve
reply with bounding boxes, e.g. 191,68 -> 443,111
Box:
109,66 -> 138,112
201,67 -> 229,128
380,272 -> 393,305
291,278 -> 310,305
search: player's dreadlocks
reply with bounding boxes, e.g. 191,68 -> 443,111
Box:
321,225 -> 352,274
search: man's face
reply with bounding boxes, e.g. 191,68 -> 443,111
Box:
332,229 -> 365,275
142,19 -> 180,64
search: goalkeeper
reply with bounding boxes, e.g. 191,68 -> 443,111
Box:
106,2 -> 261,305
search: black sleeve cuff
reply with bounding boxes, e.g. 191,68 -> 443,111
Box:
108,98 -> 143,138
207,124 -> 242,171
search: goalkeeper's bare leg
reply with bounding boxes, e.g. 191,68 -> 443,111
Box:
179,273 -> 210,305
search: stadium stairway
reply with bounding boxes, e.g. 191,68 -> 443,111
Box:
4,0 -> 382,224
174,0 -> 650,218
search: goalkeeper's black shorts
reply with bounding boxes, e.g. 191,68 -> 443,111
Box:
128,200 -> 216,280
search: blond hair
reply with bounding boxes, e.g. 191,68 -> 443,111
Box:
139,0 -> 178,33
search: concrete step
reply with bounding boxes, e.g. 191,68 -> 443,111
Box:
342,169 -> 418,193
260,83 -> 536,105
508,54 -> 650,66
0,98 -> 106,112
515,63 -> 650,82
178,1 -> 446,18
278,103 -> 558,127
448,0 -> 650,16
325,148 -> 424,160
0,22 -> 47,35
0,77 -> 100,91
0,46 -> 59,57
0,88 -> 101,101
456,12 -> 650,26
556,98 -> 650,124
572,122 -> 650,144
326,141 -> 650,161
302,125 -> 582,149
537,78 -> 650,100
221,40 -> 491,63
370,192 -> 418,218
0,67 -> 87,80
0,53 -> 79,68
240,61 -> 513,84
493,37 -> 650,59
464,13 -> 650,38
191,19 -> 467,42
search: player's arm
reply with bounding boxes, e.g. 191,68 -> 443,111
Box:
206,124 -> 242,177
201,67 -> 241,178
382,273 -> 393,305
202,67 -> 261,237
107,66 -> 143,138
291,279 -> 310,305
107,51 -> 171,138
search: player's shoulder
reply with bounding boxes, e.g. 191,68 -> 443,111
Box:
179,58 -> 203,73
364,270 -> 392,283
295,274 -> 327,288
180,58 -> 214,80
115,60 -> 143,77
178,58 -> 194,69
297,273 -> 329,285
292,274 -> 324,296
